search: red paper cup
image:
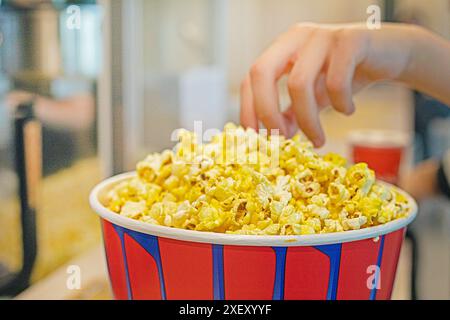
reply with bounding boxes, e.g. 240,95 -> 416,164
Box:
348,130 -> 410,185
90,172 -> 417,300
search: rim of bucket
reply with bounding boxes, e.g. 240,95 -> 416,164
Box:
348,129 -> 410,148
90,172 -> 418,247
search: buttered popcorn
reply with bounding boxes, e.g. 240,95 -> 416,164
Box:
106,123 -> 411,235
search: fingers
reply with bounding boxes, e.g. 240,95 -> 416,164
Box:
314,72 -> 331,109
240,24 -> 368,147
326,31 -> 366,115
250,67 -> 287,135
240,74 -> 258,130
249,24 -> 314,136
287,31 -> 331,147
282,105 -> 299,137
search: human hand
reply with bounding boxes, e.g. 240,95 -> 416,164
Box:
240,23 -> 422,147
4,90 -> 95,130
5,90 -> 36,113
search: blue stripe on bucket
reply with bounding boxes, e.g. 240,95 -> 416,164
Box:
126,229 -> 167,300
370,235 -> 385,300
112,225 -> 133,300
272,247 -> 287,300
315,243 -> 342,300
212,244 -> 225,300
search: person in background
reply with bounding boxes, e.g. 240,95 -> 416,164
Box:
5,91 -> 94,131
5,90 -> 95,175
239,23 -> 450,202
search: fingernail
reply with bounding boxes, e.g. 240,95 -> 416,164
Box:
345,102 -> 356,115
312,137 -> 324,148
287,126 -> 298,138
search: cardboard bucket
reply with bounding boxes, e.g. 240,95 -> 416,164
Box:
348,130 -> 410,185
90,172 -> 417,300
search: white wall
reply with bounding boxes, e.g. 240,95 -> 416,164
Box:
395,0 -> 450,38
226,0 -> 382,92
143,0 -> 220,73
141,0 -> 450,91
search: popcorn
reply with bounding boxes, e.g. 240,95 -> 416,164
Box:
342,216 -> 368,231
120,200 -> 146,219
107,123 -> 411,235
323,219 -> 344,233
307,204 -> 330,220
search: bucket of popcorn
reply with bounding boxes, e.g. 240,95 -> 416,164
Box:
348,130 -> 410,185
90,124 -> 417,300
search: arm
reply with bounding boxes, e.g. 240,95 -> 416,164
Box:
399,26 -> 450,107
6,91 -> 95,131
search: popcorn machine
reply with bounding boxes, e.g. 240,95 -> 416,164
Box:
0,0 -> 102,296
0,101 -> 40,296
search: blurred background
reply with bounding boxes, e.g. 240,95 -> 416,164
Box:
0,0 -> 449,299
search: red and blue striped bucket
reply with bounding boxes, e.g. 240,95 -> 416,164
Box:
90,172 -> 417,300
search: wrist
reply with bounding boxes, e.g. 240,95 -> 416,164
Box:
397,25 -> 430,85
